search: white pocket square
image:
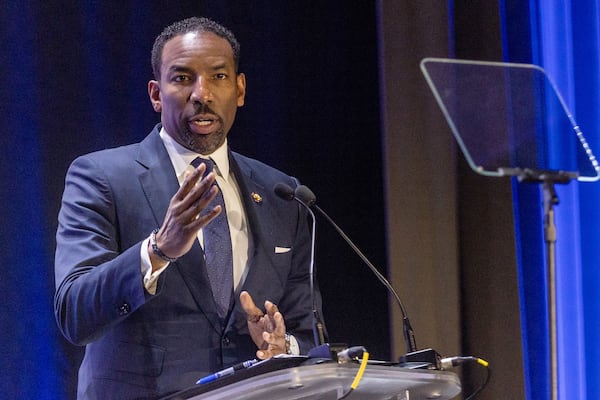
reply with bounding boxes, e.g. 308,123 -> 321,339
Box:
275,246 -> 292,254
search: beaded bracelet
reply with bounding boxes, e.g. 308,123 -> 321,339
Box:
150,228 -> 178,263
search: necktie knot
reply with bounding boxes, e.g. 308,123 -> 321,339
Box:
191,157 -> 214,174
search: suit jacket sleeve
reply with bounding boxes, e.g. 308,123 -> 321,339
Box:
54,154 -> 148,346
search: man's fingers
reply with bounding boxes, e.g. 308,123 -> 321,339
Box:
181,174 -> 218,212
256,349 -> 270,360
273,312 -> 286,335
240,291 -> 258,312
183,196 -> 220,229
257,329 -> 286,360
265,300 -> 279,317
171,171 -> 221,230
240,291 -> 264,322
175,164 -> 206,200
243,294 -> 287,359
262,330 -> 284,344
175,165 -> 218,212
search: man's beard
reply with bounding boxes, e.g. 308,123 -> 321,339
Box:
183,125 -> 226,155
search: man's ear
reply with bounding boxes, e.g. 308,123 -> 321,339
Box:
148,80 -> 162,112
236,73 -> 246,107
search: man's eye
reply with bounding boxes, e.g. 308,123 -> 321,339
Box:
173,75 -> 190,82
215,73 -> 227,80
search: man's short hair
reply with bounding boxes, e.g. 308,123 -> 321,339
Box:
151,17 -> 240,80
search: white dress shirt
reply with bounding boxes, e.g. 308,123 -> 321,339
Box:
141,128 -> 250,294
139,129 -> 299,355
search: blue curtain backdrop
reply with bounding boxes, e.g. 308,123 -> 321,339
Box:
501,0 -> 600,399
571,1 -> 600,398
1,4 -> 63,397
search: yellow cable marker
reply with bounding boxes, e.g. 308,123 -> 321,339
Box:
350,351 -> 370,390
476,357 -> 489,367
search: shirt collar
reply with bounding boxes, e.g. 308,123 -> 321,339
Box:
159,127 -> 230,181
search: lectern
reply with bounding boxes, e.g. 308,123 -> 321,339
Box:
161,357 -> 461,400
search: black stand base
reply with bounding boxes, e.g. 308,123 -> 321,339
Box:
398,348 -> 441,370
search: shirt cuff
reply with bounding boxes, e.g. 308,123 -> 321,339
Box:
141,237 -> 169,295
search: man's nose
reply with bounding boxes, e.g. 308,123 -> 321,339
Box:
190,78 -> 212,103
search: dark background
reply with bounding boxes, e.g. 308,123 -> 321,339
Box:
3,1 -> 599,399
2,2 -> 389,398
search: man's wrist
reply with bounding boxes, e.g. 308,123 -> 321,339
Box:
142,237 -> 169,294
285,333 -> 300,355
150,228 -> 178,263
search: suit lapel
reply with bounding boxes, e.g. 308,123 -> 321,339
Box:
226,153 -> 281,332
136,128 -> 179,225
175,243 -> 224,332
229,153 -> 268,265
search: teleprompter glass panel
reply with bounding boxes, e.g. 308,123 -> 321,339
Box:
420,58 -> 600,182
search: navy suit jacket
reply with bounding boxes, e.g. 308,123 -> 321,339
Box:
54,125 -> 319,399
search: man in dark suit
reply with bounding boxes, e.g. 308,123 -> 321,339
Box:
54,17 -> 322,399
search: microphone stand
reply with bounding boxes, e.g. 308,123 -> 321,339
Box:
293,185 -> 444,367
295,198 -> 326,348
311,203 -> 417,354
277,183 -> 440,366
310,202 -> 442,368
274,183 -> 329,357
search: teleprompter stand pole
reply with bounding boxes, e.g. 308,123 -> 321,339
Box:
542,179 -> 559,400
516,168 -> 577,400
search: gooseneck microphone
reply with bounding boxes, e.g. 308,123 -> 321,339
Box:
274,182 -> 417,355
273,183 -> 326,349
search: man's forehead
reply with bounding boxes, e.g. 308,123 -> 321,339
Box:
178,31 -> 204,46
162,31 -> 234,63
168,31 -> 231,50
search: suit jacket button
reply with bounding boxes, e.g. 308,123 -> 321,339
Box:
118,303 -> 131,315
222,336 -> 231,346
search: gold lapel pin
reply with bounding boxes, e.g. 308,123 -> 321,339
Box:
251,192 -> 263,204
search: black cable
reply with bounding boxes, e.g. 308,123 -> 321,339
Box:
441,356 -> 491,400
464,364 -> 491,400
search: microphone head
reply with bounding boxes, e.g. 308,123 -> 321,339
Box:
295,185 -> 317,206
273,182 -> 295,201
